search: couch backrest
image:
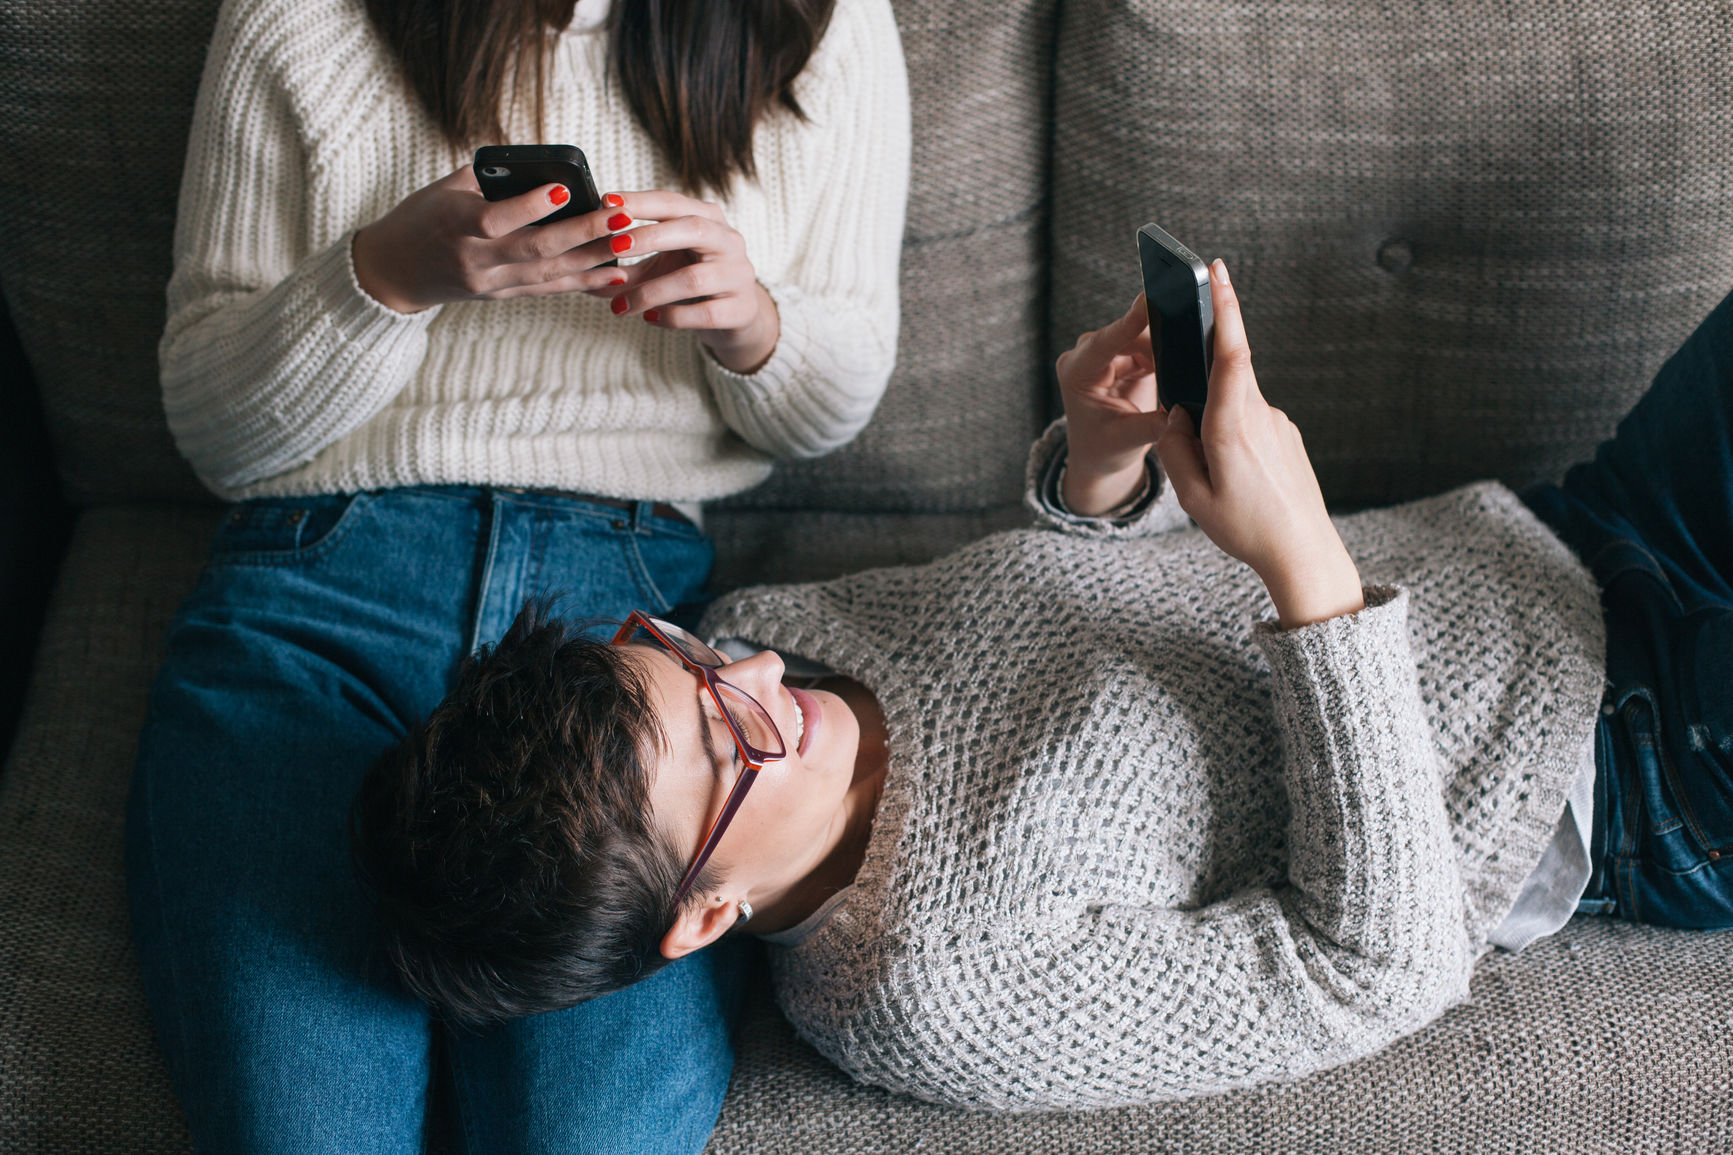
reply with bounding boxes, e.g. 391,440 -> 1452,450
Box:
1051,0 -> 1733,507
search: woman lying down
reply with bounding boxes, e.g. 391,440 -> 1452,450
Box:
353,261 -> 1733,1110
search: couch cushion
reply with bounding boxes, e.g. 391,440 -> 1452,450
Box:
0,0 -> 1054,526
0,507 -> 214,1149
1050,0 -> 1733,507
709,918 -> 1733,1152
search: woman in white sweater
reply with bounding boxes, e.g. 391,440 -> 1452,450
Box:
356,263 -> 1732,1110
125,0 -> 908,1149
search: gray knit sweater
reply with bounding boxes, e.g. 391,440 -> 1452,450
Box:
699,422 -> 1606,1111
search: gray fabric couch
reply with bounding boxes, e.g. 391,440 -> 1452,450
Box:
3,0 -> 1731,1149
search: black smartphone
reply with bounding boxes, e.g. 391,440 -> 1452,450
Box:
1136,223 -> 1214,425
473,144 -> 605,225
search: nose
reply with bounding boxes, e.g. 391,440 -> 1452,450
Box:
723,648 -> 786,697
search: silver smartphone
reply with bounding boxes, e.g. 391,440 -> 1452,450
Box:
1136,223 -> 1214,425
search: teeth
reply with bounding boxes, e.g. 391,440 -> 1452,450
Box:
789,690 -> 806,750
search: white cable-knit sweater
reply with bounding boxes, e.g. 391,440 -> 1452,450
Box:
161,0 -> 910,502
699,423 -> 1607,1111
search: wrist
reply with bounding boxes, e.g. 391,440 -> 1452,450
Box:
351,227 -> 425,315
704,284 -> 780,374
1062,457 -> 1149,518
1260,546 -> 1365,630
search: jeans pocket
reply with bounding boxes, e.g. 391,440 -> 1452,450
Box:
209,493 -> 371,566
1669,607 -> 1733,859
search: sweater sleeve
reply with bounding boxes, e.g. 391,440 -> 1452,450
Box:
1022,417 -> 1192,538
873,588 -> 1475,1111
701,0 -> 910,460
158,0 -> 438,497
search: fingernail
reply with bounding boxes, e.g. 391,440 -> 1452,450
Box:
610,234 -> 633,254
607,213 -> 632,231
549,185 -> 570,207
610,277 -> 626,287
611,296 -> 629,316
1212,259 -> 1229,285
603,193 -> 625,209
645,309 -> 660,323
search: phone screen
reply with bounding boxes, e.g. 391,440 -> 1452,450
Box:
1138,227 -> 1213,422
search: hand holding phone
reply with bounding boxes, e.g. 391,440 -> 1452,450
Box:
351,148 -> 621,314
1150,260 -> 1364,628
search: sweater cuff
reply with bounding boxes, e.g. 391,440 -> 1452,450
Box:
702,280 -> 889,460
326,230 -> 444,342
1023,418 -> 1191,538
1250,585 -> 1415,794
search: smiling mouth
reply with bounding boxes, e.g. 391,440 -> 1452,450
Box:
787,686 -> 821,757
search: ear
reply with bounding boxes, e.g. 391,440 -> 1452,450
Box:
659,896 -> 745,960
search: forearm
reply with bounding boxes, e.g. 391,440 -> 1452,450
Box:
161,234 -> 435,495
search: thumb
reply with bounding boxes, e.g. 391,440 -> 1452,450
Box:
1154,405 -> 1210,508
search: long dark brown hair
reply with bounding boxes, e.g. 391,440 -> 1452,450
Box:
363,0 -> 837,195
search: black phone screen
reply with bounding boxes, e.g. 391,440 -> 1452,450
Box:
1137,226 -> 1213,422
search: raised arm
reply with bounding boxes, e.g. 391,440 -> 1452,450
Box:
1056,262 -> 1365,628
158,0 -> 439,496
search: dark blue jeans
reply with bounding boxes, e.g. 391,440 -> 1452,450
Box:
1522,289 -> 1733,930
126,488 -> 753,1154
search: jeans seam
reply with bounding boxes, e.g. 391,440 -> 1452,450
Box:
623,530 -> 674,615
446,1032 -> 482,1155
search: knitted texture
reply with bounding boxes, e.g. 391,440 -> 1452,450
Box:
158,0 -> 909,501
698,427 -> 1606,1110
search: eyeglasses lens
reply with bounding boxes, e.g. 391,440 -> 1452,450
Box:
712,681 -> 784,758
643,618 -> 785,760
644,617 -> 725,667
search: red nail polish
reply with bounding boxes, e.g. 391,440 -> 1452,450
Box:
610,234 -> 633,255
645,309 -> 661,323
607,213 -> 631,231
603,193 -> 625,209
610,277 -> 626,287
611,296 -> 630,315
549,185 -> 570,207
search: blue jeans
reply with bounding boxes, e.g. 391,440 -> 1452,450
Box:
126,487 -> 753,1154
1521,289 -> 1733,930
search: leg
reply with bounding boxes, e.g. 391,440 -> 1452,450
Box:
448,935 -> 756,1155
1522,286 -> 1733,929
443,495 -> 754,1154
127,491 -> 480,1151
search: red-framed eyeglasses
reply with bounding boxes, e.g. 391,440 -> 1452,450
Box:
610,611 -> 786,916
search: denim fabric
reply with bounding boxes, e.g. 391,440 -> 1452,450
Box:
1521,289 -> 1733,930
126,487 -> 752,1154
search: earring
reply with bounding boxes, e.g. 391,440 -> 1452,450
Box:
737,901 -> 754,925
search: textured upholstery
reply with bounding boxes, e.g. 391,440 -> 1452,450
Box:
1051,0 -> 1733,507
0,2 -> 215,505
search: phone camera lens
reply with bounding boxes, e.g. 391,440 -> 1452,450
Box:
480,165 -> 509,179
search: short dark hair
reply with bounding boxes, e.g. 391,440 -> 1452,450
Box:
350,600 -> 712,1026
